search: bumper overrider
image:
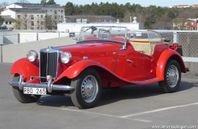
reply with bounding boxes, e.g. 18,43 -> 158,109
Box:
9,75 -> 74,93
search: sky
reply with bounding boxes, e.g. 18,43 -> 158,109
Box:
1,0 -> 198,7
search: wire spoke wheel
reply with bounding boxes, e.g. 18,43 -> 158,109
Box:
166,64 -> 179,88
70,69 -> 101,109
81,75 -> 99,103
159,60 -> 181,93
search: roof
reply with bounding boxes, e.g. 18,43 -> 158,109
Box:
13,2 -> 63,9
9,8 -> 46,13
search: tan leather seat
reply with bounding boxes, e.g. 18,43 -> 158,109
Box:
131,42 -> 153,55
129,38 -> 160,56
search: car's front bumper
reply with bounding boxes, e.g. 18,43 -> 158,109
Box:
9,75 -> 74,93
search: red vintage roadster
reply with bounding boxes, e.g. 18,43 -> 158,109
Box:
9,26 -> 188,108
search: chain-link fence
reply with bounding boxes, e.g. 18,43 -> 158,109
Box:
177,32 -> 198,57
156,30 -> 198,75
155,30 -> 198,58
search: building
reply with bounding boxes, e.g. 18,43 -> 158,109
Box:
184,18 -> 198,30
191,4 -> 198,8
173,5 -> 190,8
0,3 -> 65,30
1,8 -> 46,30
65,15 -> 116,23
173,18 -> 198,30
173,4 -> 198,8
0,15 -> 15,30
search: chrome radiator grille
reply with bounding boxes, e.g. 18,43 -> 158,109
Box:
40,49 -> 59,82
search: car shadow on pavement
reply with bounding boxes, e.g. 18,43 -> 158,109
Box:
37,81 -> 197,108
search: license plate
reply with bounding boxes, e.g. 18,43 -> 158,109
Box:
23,87 -> 47,95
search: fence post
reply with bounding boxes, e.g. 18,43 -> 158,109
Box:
1,33 -> 3,63
37,32 -> 39,41
173,31 -> 178,43
18,33 -> 20,44
0,44 -> 3,63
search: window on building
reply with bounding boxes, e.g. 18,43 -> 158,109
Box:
31,15 -> 34,20
9,21 -> 12,24
54,10 -> 57,14
61,10 -> 63,13
31,21 -> 34,26
5,21 -> 8,24
54,16 -> 57,19
41,21 -> 44,25
17,15 -> 21,19
41,15 -> 43,18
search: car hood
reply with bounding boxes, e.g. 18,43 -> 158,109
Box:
55,42 -> 121,61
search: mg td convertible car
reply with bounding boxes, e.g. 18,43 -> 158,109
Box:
9,26 -> 188,108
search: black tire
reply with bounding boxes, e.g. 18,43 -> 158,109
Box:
12,75 -> 40,103
159,60 -> 181,93
70,68 -> 102,109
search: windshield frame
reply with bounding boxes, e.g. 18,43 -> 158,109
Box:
78,26 -> 129,42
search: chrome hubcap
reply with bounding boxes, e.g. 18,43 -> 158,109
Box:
166,64 -> 179,88
81,75 -> 98,103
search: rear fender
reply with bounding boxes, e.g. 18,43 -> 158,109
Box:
10,58 -> 39,80
156,49 -> 186,80
56,60 -> 106,81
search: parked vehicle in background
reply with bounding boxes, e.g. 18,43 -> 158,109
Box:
9,26 -> 188,108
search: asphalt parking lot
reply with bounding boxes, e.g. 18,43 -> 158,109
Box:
0,63 -> 198,129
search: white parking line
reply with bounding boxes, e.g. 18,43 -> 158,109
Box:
132,118 -> 152,123
121,102 -> 198,118
57,107 -> 152,123
58,107 -> 120,118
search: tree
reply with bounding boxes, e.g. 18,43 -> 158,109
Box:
0,16 -> 3,26
40,0 -> 46,4
45,15 -> 57,30
14,18 -> 21,29
62,2 -> 198,29
64,2 -> 75,15
47,0 -> 56,5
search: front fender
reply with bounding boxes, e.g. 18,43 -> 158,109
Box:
56,60 -> 105,81
156,49 -> 186,80
10,58 -> 39,80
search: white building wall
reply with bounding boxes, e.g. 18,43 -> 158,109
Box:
15,12 -> 46,30
57,23 -> 140,32
1,9 -> 16,19
19,32 -> 69,43
44,7 -> 65,23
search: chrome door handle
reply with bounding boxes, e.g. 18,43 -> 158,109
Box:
113,52 -> 117,55
127,59 -> 133,63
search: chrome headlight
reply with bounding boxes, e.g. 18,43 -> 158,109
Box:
27,50 -> 38,62
60,52 -> 72,64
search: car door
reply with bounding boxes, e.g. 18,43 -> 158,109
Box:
115,45 -> 153,81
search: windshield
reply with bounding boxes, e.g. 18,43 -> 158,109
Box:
78,26 -> 128,43
128,31 -> 162,43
